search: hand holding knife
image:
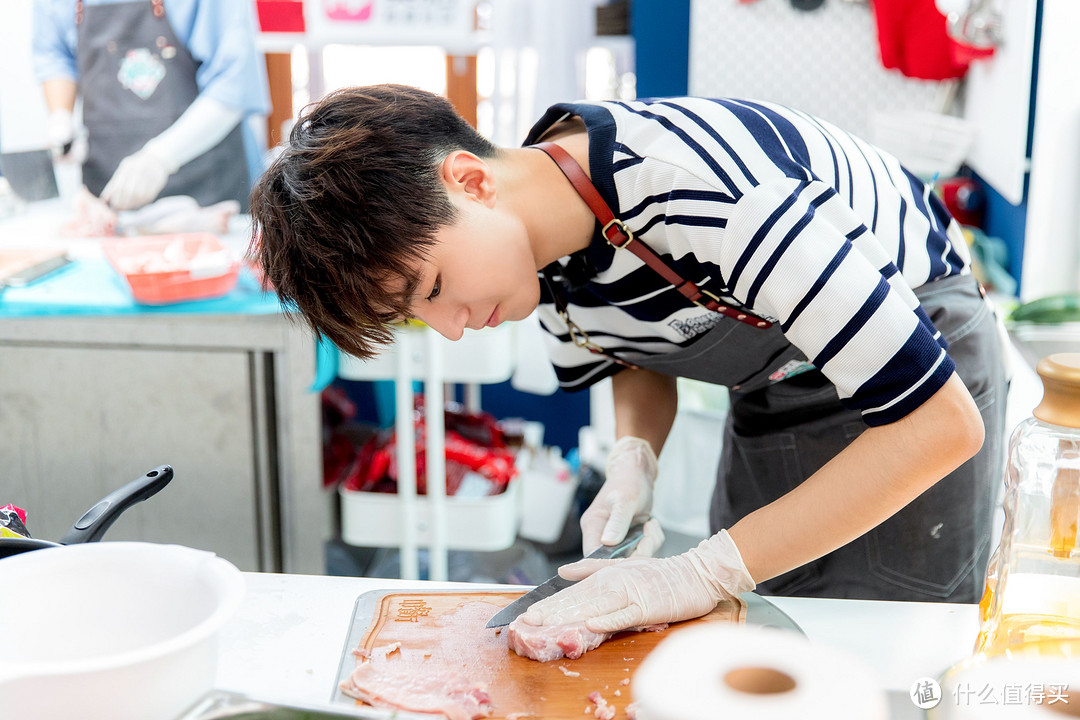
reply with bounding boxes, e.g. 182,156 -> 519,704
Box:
485,521 -> 649,628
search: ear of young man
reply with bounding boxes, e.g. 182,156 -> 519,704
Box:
441,151 -> 497,209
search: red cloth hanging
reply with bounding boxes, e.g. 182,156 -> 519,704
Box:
872,0 -> 994,80
256,0 -> 306,33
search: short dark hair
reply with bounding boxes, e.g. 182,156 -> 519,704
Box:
250,84 -> 499,359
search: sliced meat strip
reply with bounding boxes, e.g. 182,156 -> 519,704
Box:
341,656 -> 492,720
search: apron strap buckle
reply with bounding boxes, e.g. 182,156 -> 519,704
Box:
603,218 -> 635,248
692,286 -> 724,310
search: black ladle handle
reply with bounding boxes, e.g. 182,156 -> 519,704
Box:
59,465 -> 174,545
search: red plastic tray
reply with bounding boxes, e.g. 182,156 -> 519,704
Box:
102,234 -> 240,305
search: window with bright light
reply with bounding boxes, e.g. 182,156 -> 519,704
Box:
320,45 -> 448,94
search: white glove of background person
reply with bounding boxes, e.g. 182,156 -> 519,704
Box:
98,95 -> 242,211
46,109 -> 86,163
99,144 -> 175,211
581,436 -> 664,557
520,529 -> 756,634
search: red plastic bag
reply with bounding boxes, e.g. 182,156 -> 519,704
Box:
341,397 -> 518,496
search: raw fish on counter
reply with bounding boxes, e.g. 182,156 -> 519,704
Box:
62,188 -> 239,237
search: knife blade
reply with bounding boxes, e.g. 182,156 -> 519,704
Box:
485,522 -> 647,628
0,149 -> 59,202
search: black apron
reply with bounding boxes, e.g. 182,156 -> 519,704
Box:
77,0 -> 250,210
628,273 -> 1005,603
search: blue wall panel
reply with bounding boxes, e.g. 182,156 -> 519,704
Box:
632,0 -> 691,98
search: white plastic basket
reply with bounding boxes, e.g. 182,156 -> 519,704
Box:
869,110 -> 975,180
339,477 -> 521,552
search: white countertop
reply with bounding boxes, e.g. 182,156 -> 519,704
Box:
216,572 -> 980,716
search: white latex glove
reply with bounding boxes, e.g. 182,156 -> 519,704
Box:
143,95 -> 243,172
581,436 -> 663,557
99,145 -> 174,211
99,95 -> 243,211
46,109 -> 86,163
46,109 -> 74,155
520,529 -> 756,634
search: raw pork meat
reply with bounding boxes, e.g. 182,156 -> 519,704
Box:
507,617 -> 668,662
507,619 -> 607,662
340,649 -> 492,720
62,186 -> 118,237
61,190 -> 238,237
587,691 -> 616,720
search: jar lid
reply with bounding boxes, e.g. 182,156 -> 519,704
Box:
1034,353 -> 1080,428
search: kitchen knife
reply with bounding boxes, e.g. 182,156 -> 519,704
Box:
0,149 -> 59,202
485,521 -> 647,628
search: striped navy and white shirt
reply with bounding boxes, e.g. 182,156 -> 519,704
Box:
522,98 -> 972,427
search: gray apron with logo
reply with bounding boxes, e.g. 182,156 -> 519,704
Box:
632,273 -> 1006,603
77,0 -> 250,210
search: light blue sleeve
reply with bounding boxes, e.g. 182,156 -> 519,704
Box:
31,0 -> 79,82
173,0 -> 270,116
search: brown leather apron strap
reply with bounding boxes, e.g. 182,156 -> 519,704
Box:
533,141 -> 772,329
76,0 -> 165,25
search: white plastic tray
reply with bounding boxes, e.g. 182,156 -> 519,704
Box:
339,477 -> 521,552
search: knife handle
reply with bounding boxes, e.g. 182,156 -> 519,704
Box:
588,521 -> 647,560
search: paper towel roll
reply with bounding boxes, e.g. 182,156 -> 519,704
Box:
934,653 -> 1080,719
632,623 -> 887,720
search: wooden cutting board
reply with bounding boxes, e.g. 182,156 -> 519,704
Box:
0,248 -> 69,286
334,590 -> 746,719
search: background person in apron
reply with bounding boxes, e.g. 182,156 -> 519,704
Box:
32,0 -> 269,211
248,86 -> 1007,628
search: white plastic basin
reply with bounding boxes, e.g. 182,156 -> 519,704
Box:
0,542 -> 244,720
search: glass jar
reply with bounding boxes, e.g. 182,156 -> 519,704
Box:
976,353 -> 1080,657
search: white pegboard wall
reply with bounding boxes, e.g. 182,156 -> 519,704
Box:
689,0 -> 947,142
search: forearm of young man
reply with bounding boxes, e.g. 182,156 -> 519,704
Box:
727,372 -> 985,585
610,365 -> 983,586
611,367 -> 679,458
